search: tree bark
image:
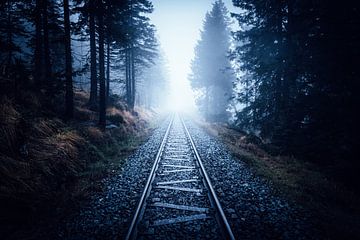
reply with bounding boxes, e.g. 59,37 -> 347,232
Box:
88,1 -> 97,108
98,4 -> 106,129
63,0 -> 73,118
106,41 -> 110,99
34,0 -> 43,83
43,0 -> 51,81
6,1 -> 12,72
130,46 -> 135,109
125,48 -> 131,106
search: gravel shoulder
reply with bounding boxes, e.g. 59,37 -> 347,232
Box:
57,117 -> 171,240
184,118 -> 321,240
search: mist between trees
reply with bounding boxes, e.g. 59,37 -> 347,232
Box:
0,0 -> 169,128
189,0 -> 359,182
1,0 -> 359,187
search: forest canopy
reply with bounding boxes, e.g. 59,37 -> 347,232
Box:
0,0 -> 168,125
187,0 -> 360,188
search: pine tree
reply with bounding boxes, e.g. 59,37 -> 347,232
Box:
88,1 -> 97,108
119,0 -> 157,110
0,1 -> 27,76
137,48 -> 169,109
98,0 -> 106,128
63,0 -> 73,118
232,0 -> 287,140
29,0 -> 65,86
189,0 -> 234,122
232,0 -> 360,162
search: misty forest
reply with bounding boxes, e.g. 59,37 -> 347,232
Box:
0,0 -> 359,239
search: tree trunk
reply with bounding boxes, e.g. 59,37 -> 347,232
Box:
205,86 -> 209,121
125,48 -> 131,106
88,2 -> 97,108
6,1 -> 12,72
128,0 -> 135,109
130,46 -> 135,109
63,0 -> 73,118
274,2 -> 284,124
98,5 -> 106,129
34,0 -> 43,83
106,41 -> 110,99
43,0 -> 51,81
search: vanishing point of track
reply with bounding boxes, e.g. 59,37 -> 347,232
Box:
125,114 -> 235,240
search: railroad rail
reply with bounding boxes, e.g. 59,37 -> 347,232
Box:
125,114 -> 235,240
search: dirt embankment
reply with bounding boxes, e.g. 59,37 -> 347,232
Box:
0,90 -> 156,237
201,122 -> 360,240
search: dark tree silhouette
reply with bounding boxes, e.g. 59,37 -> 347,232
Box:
120,0 -> 157,110
98,1 -> 106,128
34,0 -> 43,83
43,0 -> 51,80
63,0 -> 73,118
232,0 -> 360,167
88,0 -> 98,108
0,1 -> 27,76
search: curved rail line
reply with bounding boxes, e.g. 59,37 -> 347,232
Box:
125,114 -> 235,240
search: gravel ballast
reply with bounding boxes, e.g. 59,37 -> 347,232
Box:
57,116 -> 320,239
184,118 -> 321,240
58,117 -> 171,240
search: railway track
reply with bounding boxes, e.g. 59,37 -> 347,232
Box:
125,114 -> 235,240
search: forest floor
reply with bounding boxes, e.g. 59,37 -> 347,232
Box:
199,121 -> 360,240
0,90 -> 161,239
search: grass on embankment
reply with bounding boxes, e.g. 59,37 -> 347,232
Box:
200,122 -> 360,240
0,90 -> 157,238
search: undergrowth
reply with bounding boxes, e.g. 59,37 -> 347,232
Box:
201,122 -> 360,240
0,89 -> 154,238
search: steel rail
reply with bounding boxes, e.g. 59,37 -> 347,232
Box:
180,116 -> 236,240
125,115 -> 174,240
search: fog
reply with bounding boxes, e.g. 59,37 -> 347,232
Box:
150,0 -> 237,113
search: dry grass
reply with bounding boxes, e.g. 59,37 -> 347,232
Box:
27,128 -> 85,177
107,106 -> 123,116
0,101 -> 84,218
82,126 -> 106,143
0,114 -> 87,204
0,98 -> 22,153
0,89 -> 156,239
0,154 -> 32,198
74,106 -> 97,121
73,91 -> 97,121
201,122 -> 360,239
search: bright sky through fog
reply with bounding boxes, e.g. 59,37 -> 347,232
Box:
150,0 -> 237,112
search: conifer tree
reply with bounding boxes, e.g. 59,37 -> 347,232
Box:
189,0 -> 234,122
137,48 -> 169,109
98,0 -> 106,128
63,0 -> 73,118
0,1 -> 26,75
121,0 -> 157,109
232,0 -> 360,161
